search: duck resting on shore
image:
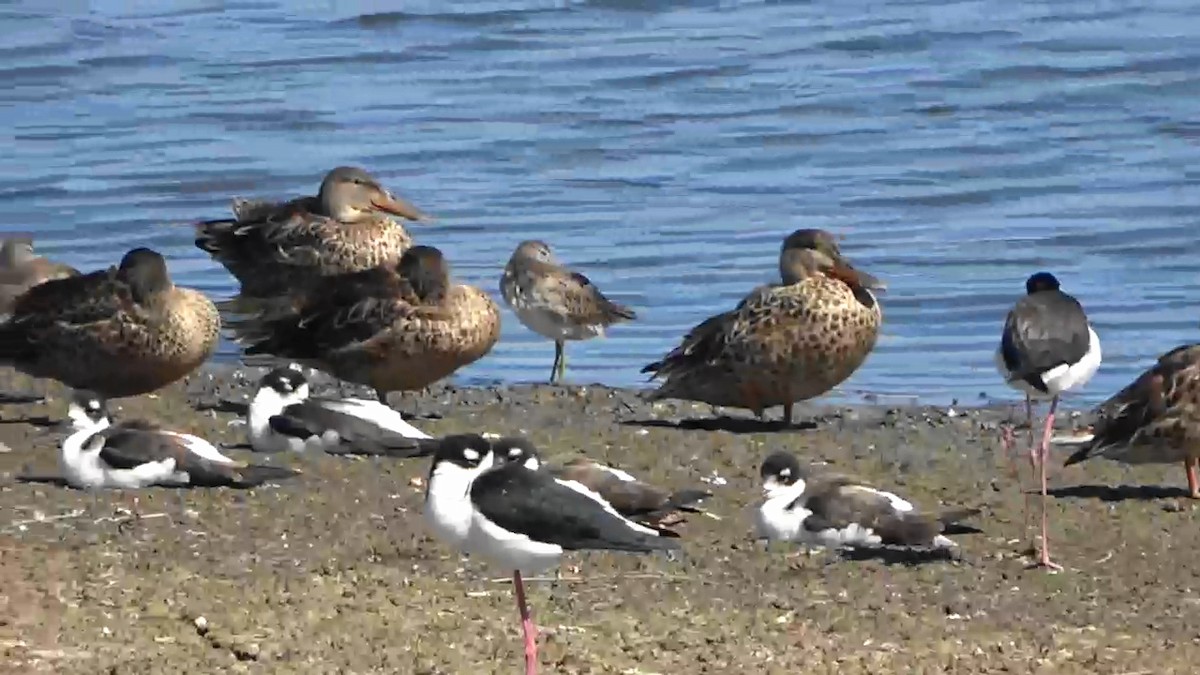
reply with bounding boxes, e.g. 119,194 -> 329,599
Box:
641,229 -> 884,426
1055,341 -> 1200,500
229,245 -> 500,406
0,236 -> 78,317
195,166 -> 431,298
0,247 -> 219,406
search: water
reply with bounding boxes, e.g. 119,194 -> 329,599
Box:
2,1 -> 1199,407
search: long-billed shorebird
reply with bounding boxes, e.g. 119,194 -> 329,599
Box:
195,166 -> 431,297
500,240 -> 636,384
995,271 -> 1101,571
0,248 -> 219,404
1055,342 -> 1200,499
642,229 -> 884,426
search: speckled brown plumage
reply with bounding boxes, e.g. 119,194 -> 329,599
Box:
641,229 -> 884,424
233,246 -> 500,399
194,166 -> 429,298
1062,343 -> 1200,498
0,237 -> 79,316
500,240 -> 636,383
0,248 -> 219,398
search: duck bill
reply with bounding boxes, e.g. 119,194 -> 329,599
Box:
828,261 -> 886,292
371,190 -> 432,222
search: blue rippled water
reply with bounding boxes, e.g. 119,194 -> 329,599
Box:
2,1 -> 1199,406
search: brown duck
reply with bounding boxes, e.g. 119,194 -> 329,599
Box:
0,237 -> 78,316
231,245 -> 500,403
1059,343 -> 1200,499
195,166 -> 430,297
0,248 -> 220,400
642,229 -> 884,425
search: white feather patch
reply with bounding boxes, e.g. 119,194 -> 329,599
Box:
553,477 -> 660,537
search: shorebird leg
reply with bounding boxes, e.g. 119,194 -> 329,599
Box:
550,340 -> 566,384
782,398 -> 794,428
512,570 -> 539,675
999,423 -> 1018,477
116,493 -> 143,533
1027,395 -> 1063,572
1185,457 -> 1199,499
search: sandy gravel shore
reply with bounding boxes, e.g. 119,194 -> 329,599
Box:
1,366 -> 1198,674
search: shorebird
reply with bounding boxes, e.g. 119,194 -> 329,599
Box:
425,436 -> 680,675
496,436 -> 713,536
995,271 -> 1101,571
0,248 -> 219,403
0,237 -> 78,317
195,166 -> 431,297
500,240 -> 636,384
231,245 -> 500,405
247,365 -> 432,456
1054,343 -> 1200,499
641,229 -> 884,426
62,392 -> 300,491
755,450 -> 981,552
423,433 -> 496,550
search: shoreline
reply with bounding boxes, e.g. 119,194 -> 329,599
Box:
3,364 -> 1198,673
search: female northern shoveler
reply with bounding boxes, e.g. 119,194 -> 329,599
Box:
1057,342 -> 1200,500
500,240 -> 636,385
0,237 -> 78,316
641,229 -> 885,426
0,248 -> 220,401
195,166 -> 430,297
231,245 -> 500,404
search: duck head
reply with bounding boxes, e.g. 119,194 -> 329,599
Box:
319,166 -> 430,224
778,229 -> 885,292
119,248 -> 172,303
398,245 -> 450,303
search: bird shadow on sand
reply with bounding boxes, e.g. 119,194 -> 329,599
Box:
0,392 -> 45,405
1047,484 -> 1193,502
620,416 -> 818,434
0,415 -> 57,429
14,474 -> 68,487
192,397 -> 249,416
836,546 -> 965,567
